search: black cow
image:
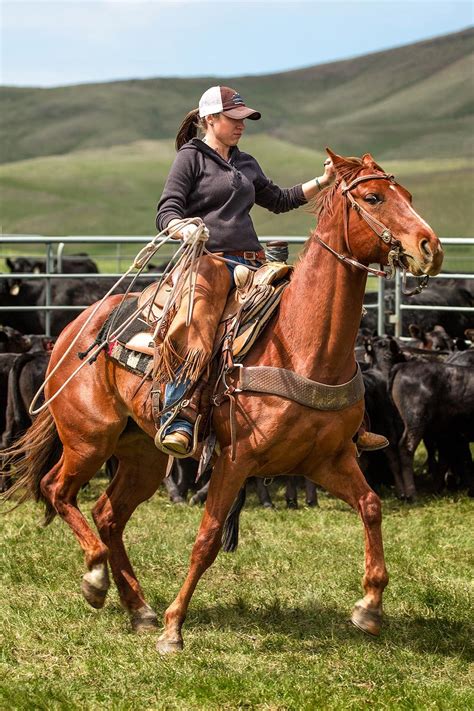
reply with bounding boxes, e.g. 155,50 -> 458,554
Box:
358,367 -> 404,496
1,351 -> 50,451
0,325 -> 32,353
361,281 -> 474,338
399,284 -> 473,338
447,349 -> 474,367
407,324 -> 454,351
6,253 -> 99,274
390,361 -> 474,499
0,353 -> 19,490
0,274 -> 157,336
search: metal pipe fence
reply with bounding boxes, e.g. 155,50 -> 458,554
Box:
1,235 -> 473,338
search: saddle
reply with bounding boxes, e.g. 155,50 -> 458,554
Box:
120,261 -> 292,362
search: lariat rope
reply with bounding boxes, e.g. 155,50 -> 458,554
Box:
29,173 -> 429,416
28,218 -> 210,416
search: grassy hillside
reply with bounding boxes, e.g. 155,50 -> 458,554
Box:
1,136 -> 473,238
1,28 -> 473,163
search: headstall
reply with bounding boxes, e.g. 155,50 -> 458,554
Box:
314,172 -> 429,296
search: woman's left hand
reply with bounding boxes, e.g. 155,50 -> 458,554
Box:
322,158 -> 336,186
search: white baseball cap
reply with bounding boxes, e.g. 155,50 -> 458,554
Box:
198,86 -> 261,120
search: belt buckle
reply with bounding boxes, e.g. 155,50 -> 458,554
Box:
243,251 -> 256,260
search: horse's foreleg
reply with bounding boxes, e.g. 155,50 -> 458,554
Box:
92,434 -> 167,632
305,448 -> 389,636
157,453 -> 247,654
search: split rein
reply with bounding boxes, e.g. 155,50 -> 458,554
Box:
314,173 -> 430,297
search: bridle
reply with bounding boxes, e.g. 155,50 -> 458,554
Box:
314,172 -> 430,296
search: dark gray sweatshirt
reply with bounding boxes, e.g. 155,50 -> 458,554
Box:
156,138 -> 307,253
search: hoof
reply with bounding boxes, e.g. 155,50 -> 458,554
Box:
81,564 -> 110,609
156,635 -> 184,655
170,497 -> 186,505
351,599 -> 382,637
130,604 -> 159,634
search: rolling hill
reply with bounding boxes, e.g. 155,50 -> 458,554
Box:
1,27 -> 473,163
0,28 -> 472,238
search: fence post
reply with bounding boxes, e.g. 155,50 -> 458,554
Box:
377,277 -> 385,336
44,242 -> 53,337
116,242 -> 121,273
56,241 -> 65,272
394,271 -> 402,338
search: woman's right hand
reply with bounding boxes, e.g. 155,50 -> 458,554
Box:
167,218 -> 188,240
167,218 -> 207,244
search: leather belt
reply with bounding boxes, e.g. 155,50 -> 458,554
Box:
225,250 -> 265,261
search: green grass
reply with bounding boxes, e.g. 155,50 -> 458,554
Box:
0,136 -> 473,238
1,480 -> 473,710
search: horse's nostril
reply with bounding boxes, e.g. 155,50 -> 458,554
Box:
420,239 -> 432,259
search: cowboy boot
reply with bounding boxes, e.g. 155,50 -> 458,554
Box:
356,430 -> 389,451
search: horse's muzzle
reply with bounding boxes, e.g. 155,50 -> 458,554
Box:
404,234 -> 444,277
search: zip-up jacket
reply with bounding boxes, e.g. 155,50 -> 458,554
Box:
156,138 -> 307,253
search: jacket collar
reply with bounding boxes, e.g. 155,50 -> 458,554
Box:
183,138 -> 239,169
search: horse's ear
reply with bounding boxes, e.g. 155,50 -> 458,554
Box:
325,147 -> 347,171
362,153 -> 384,172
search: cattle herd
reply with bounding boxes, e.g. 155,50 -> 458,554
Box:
1,252 -> 473,502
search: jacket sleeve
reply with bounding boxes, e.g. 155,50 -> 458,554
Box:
253,159 -> 307,214
156,150 -> 197,231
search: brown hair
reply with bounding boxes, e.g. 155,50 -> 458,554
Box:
175,109 -> 220,151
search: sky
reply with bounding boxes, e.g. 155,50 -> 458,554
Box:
1,0 -> 472,87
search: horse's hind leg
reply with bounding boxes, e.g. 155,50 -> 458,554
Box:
40,436 -> 120,609
304,448 -> 389,637
92,431 -> 168,632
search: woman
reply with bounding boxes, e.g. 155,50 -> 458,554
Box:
155,85 -> 386,456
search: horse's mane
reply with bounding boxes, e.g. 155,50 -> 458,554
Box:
295,157 -> 366,267
305,156 -> 365,219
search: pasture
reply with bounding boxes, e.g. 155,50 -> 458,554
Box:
1,480 -> 472,710
1,138 -> 473,239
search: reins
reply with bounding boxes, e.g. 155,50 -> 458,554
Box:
314,172 -> 429,296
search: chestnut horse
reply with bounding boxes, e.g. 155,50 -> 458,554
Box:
2,150 -> 443,653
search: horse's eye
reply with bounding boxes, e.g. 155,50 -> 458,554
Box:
364,194 -> 380,205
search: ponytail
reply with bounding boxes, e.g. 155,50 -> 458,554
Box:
175,108 -> 200,151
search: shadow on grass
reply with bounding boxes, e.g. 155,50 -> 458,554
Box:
168,598 -> 473,660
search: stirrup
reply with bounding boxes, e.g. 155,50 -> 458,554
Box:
155,414 -> 201,459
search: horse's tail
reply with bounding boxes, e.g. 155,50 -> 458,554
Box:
221,485 -> 247,553
0,408 -> 62,525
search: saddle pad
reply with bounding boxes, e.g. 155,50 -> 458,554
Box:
109,341 -> 152,378
98,297 -> 150,347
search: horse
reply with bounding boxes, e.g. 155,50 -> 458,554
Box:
1,150 -> 443,654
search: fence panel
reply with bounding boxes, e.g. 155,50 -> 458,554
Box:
1,235 -> 473,338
